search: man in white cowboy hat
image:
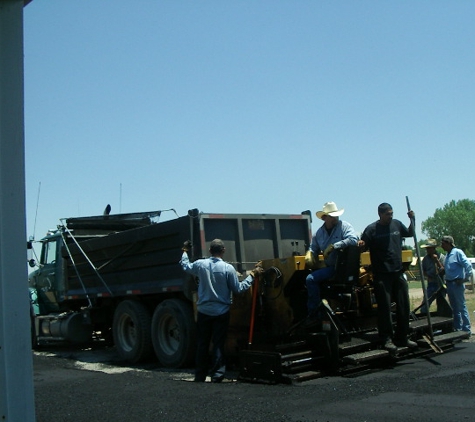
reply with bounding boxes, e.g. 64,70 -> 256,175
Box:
305,201 -> 358,320
420,238 -> 446,313
440,235 -> 472,335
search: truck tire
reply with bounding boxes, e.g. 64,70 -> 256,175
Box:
152,299 -> 196,368
112,300 -> 153,363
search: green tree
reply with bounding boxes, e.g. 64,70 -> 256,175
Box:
421,199 -> 475,256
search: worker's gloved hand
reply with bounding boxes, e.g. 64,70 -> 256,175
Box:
182,240 -> 192,252
323,244 -> 334,259
305,250 -> 316,269
250,266 -> 264,278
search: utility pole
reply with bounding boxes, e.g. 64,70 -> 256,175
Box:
0,0 -> 36,420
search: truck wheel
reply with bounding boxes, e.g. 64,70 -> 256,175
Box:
113,300 -> 153,363
152,299 -> 196,368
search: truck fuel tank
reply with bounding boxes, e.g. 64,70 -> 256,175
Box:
37,312 -> 92,344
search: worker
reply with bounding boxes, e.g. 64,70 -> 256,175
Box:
305,202 -> 358,321
359,203 -> 417,352
440,235 -> 472,335
180,238 -> 263,382
420,238 -> 446,313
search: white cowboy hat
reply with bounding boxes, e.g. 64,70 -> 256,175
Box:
316,202 -> 345,220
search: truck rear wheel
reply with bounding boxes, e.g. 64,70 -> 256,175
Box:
152,299 -> 196,368
113,300 -> 153,363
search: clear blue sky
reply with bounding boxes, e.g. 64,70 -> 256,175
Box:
24,1 -> 474,245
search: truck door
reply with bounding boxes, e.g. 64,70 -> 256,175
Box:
34,237 -> 61,313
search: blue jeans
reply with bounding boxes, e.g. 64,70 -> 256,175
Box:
446,281 -> 471,332
306,266 -> 335,315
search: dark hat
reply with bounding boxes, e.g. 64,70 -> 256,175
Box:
441,236 -> 455,246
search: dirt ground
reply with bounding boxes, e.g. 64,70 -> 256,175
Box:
408,283 -> 475,331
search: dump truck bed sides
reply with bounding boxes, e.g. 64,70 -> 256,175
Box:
60,210 -> 312,301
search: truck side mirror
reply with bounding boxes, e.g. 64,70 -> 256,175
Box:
27,241 -> 36,267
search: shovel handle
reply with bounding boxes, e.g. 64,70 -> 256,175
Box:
406,196 -> 435,340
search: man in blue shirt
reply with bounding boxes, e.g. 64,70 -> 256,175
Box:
440,235 -> 472,334
305,202 -> 358,319
180,238 -> 263,382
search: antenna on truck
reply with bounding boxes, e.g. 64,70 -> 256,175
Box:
32,181 -> 41,240
119,183 -> 122,213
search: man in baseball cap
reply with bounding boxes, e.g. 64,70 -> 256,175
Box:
440,235 -> 472,334
441,235 -> 455,246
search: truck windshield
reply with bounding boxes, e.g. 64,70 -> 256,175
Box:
42,240 -> 57,265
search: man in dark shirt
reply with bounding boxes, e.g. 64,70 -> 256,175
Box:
359,203 -> 417,352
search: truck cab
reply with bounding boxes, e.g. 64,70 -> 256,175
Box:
29,233 -> 64,315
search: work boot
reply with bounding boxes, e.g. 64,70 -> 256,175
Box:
405,339 -> 418,349
383,339 -> 397,352
395,339 -> 418,349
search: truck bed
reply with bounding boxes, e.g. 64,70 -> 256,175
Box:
60,210 -> 312,300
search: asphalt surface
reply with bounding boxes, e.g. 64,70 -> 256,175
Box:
34,337 -> 475,422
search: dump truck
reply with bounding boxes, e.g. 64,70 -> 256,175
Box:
28,208 -> 469,383
28,208 -> 312,368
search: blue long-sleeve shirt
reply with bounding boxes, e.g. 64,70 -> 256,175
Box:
309,220 -> 358,266
444,247 -> 473,282
180,251 -> 254,316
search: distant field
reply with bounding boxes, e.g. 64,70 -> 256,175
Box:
408,280 -> 475,328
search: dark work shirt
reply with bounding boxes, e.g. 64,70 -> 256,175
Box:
361,219 -> 413,273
